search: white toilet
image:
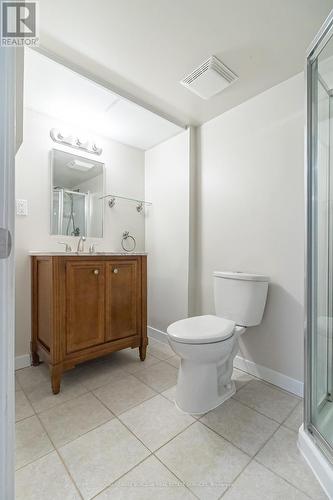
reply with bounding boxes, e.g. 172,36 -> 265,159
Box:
167,271 -> 269,414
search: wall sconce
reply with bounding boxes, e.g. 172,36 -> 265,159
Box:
50,128 -> 103,155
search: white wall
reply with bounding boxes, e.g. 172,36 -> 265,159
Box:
15,107 -> 145,358
145,130 -> 190,334
196,73 -> 305,383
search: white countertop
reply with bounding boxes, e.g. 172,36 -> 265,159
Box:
29,251 -> 148,256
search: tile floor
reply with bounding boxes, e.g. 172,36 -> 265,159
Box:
15,339 -> 325,500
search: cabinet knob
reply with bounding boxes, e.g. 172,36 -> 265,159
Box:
113,268 -> 119,274
93,269 -> 99,275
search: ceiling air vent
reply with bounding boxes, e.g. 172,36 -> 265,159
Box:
180,55 -> 238,100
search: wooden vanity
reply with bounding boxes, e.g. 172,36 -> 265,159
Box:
31,253 -> 147,393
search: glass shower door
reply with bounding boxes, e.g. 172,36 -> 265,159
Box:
306,15 -> 333,462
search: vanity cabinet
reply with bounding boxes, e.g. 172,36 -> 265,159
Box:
31,254 -> 147,394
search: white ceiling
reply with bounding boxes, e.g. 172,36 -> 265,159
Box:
37,0 -> 333,126
24,50 -> 183,150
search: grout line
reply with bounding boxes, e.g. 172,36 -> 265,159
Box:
247,404 -> 315,500
89,454 -> 154,499
15,361 -> 309,500
232,391 -> 299,425
196,418 -> 255,459
15,411 -> 36,424
34,412 -> 84,499
15,449 -> 55,473
92,388 -> 158,418
24,386 -> 90,415
16,362 -> 168,498
252,458 -> 314,500
36,391 -> 117,449
152,453 -> 201,500
35,389 -> 108,417
94,390 -> 202,500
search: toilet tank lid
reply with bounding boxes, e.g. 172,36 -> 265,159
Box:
213,271 -> 269,282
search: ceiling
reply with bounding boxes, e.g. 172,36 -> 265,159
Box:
37,0 -> 333,126
24,50 -> 183,150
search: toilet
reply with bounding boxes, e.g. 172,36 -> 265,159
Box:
167,271 -> 269,414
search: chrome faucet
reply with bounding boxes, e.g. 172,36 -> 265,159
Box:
89,242 -> 99,254
57,241 -> 72,253
76,236 -> 86,253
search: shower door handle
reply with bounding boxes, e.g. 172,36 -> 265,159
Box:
0,228 -> 12,259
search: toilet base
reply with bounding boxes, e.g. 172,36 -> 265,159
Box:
173,352 -> 237,414
174,381 -> 236,415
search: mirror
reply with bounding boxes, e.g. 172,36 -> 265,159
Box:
51,149 -> 104,237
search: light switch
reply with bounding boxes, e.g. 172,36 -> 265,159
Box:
16,199 -> 28,216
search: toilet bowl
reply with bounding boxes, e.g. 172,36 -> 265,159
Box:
167,272 -> 269,414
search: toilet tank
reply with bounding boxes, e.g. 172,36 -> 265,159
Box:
213,271 -> 269,327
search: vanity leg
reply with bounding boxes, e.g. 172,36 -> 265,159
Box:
50,365 -> 62,394
30,341 -> 40,366
139,342 -> 147,361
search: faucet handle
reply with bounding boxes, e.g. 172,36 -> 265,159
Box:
57,242 -> 72,253
89,243 -> 98,254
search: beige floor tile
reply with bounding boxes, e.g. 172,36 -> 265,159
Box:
283,401 -> 303,432
201,398 -> 279,456
93,374 -> 156,415
234,379 -> 299,422
15,390 -> 34,422
95,455 -> 196,499
165,355 -> 180,368
59,419 -> 150,499
232,368 -> 254,390
256,426 -> 327,499
74,360 -> 126,391
15,451 -> 81,500
134,361 -> 178,392
16,364 -> 49,392
119,394 -> 194,451
147,339 -> 175,360
16,415 -> 54,469
39,392 -> 113,447
156,421 -> 250,500
161,385 -> 177,402
15,375 -> 22,391
111,348 -> 160,374
223,460 -> 309,500
24,372 -> 88,414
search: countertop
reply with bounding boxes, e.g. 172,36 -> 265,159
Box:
29,251 -> 148,256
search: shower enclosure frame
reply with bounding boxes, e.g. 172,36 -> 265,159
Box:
52,187 -> 89,237
304,9 -> 333,465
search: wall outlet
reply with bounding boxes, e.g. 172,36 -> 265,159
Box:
16,199 -> 28,216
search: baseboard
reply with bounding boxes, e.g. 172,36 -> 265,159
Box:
148,326 -> 169,344
15,354 -> 31,371
298,425 -> 332,498
234,355 -> 303,397
148,326 -> 303,397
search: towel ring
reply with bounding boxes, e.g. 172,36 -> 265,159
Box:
121,231 -> 136,252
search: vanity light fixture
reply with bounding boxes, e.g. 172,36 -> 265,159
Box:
50,128 -> 103,155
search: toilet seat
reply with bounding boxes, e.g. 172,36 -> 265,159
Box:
167,314 -> 235,344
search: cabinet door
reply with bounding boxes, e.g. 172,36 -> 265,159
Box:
105,260 -> 141,341
66,261 -> 105,353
